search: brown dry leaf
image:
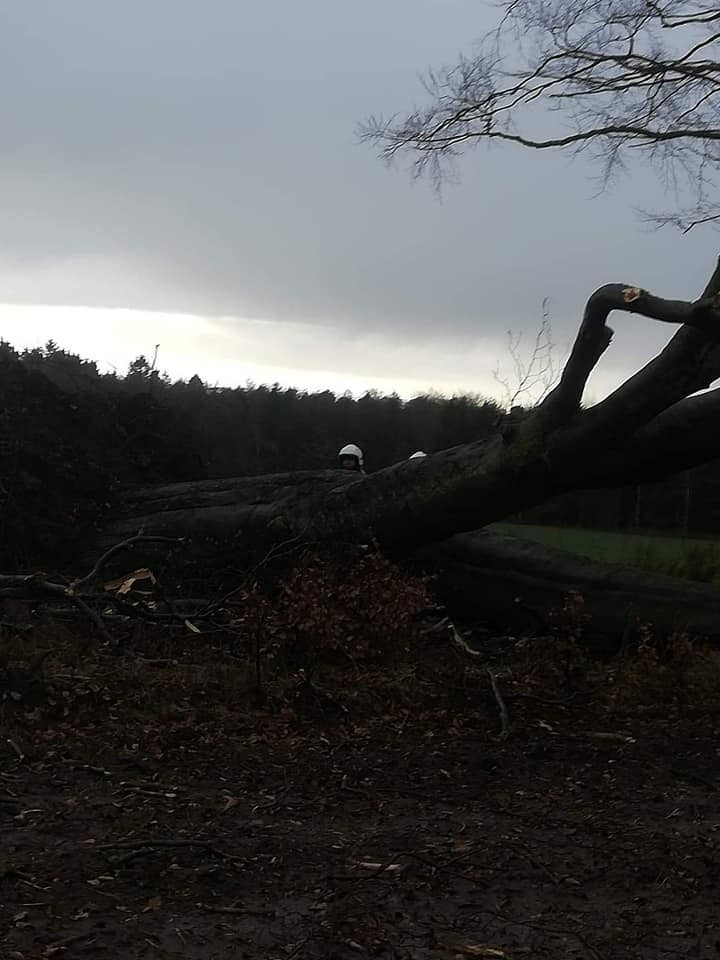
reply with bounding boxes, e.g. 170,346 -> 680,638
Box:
223,795 -> 241,811
146,896 -> 163,912
104,567 -> 156,594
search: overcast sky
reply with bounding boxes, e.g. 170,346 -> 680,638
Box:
0,0 -> 715,402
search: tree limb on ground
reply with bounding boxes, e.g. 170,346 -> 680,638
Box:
91,260 -> 720,562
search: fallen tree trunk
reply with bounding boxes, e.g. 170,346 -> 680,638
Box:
91,262 -> 720,563
93,263 -> 720,551
77,257 -> 720,638
95,478 -> 720,643
424,531 -> 720,644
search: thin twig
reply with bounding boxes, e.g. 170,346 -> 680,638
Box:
72,595 -> 119,648
73,534 -> 185,589
0,574 -> 119,648
197,902 -> 276,917
203,534 -> 305,613
6,738 -> 25,761
488,669 -> 511,739
448,622 -> 482,656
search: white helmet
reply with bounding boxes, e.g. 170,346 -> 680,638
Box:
409,450 -> 427,459
338,443 -> 364,471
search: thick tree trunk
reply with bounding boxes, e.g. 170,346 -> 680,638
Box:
423,531 -> 720,645
96,382 -> 720,560
94,262 -> 720,560
96,480 -> 720,643
85,259 -> 720,636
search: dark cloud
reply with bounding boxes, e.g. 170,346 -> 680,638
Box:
0,0 -> 713,375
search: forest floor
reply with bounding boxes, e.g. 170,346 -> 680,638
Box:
2,619 -> 720,960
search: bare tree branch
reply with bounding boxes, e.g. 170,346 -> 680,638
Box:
360,0 -> 720,226
539,276 -> 720,426
85,258 -> 720,558
565,256 -> 720,441
72,534 -> 185,590
493,302 -> 559,409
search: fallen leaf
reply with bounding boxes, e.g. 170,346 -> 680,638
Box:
104,568 -> 156,594
354,861 -> 405,873
445,946 -> 505,958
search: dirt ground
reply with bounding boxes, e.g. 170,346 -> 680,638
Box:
2,624 -> 720,960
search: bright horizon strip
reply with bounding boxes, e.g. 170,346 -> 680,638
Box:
0,302 -> 504,400
0,302 -> 629,404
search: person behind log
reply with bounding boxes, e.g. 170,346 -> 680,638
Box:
338,443 -> 365,474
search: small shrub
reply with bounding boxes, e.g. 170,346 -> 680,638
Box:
609,620 -> 720,710
242,545 -> 431,680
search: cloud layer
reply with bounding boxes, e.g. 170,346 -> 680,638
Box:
0,0 -> 713,396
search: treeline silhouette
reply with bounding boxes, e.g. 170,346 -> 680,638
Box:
0,339 -> 501,565
0,339 -> 502,475
1,338 -> 719,569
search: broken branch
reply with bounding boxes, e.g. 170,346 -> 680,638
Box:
488,670 -> 511,740
541,280 -> 720,423
73,534 -> 185,590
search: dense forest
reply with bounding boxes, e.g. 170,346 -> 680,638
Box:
1,337 -> 719,569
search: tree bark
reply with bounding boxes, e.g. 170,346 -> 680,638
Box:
423,531 -> 720,645
95,263 -> 720,562
96,480 -> 720,645
81,262 -> 720,639
87,262 -> 720,629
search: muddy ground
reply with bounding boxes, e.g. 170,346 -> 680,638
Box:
2,625 -> 720,959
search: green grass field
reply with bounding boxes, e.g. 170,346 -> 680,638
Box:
491,523 -> 720,584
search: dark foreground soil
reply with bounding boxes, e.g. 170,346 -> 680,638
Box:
2,627 -> 720,960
